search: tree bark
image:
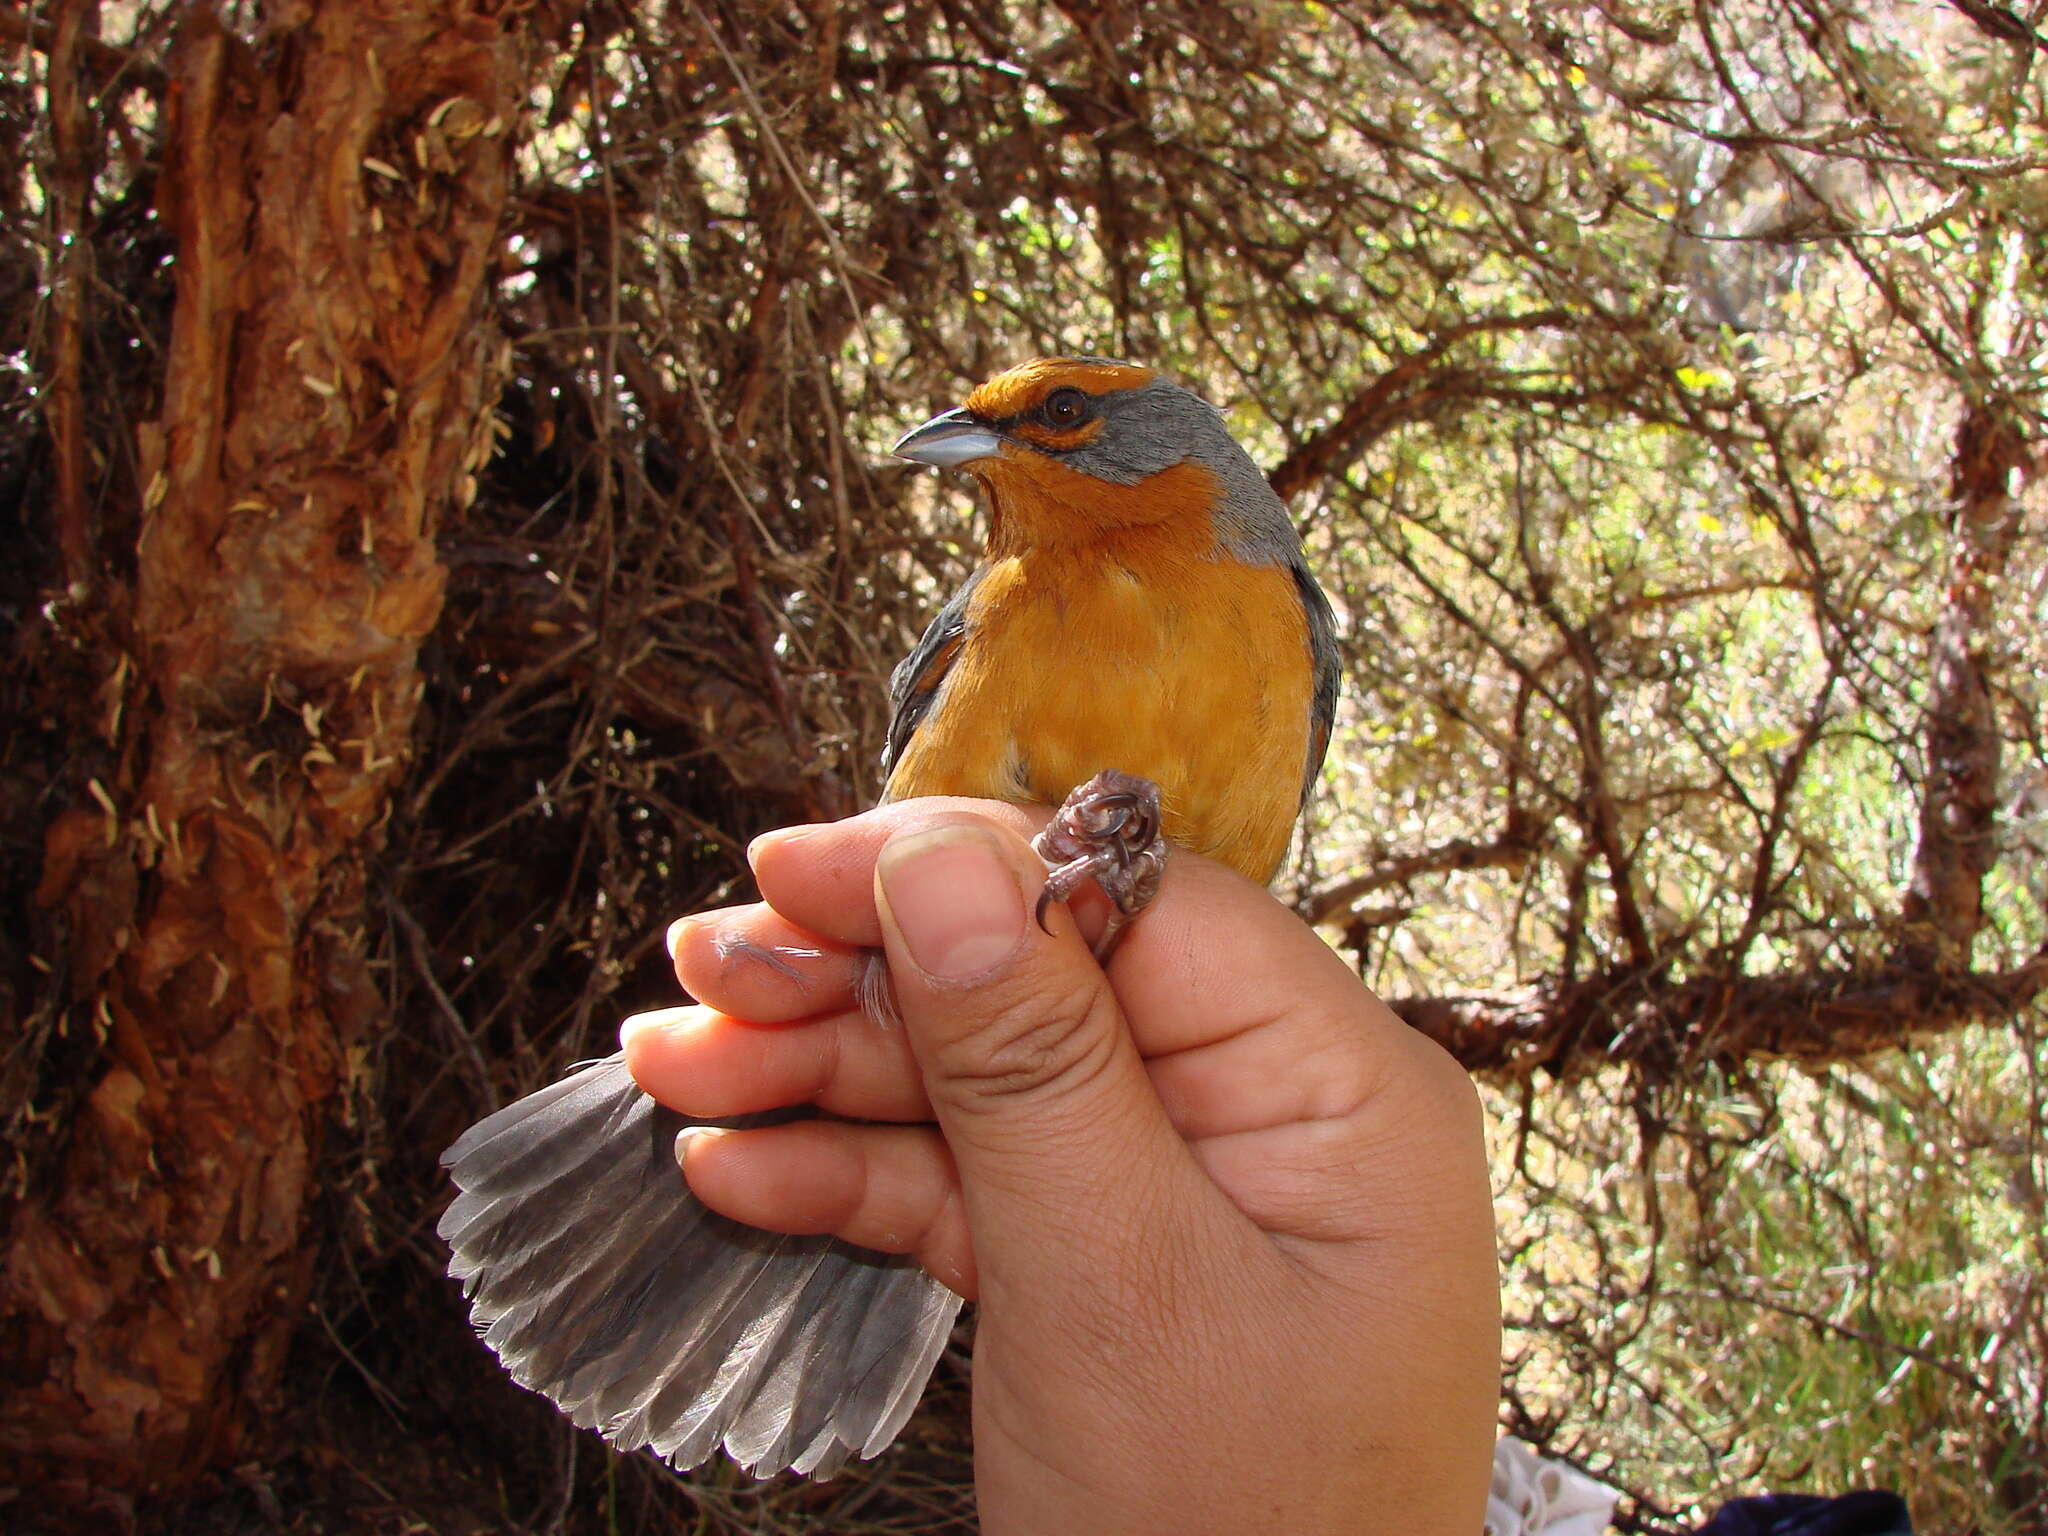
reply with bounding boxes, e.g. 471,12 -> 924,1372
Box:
4,0 -> 529,1494
1896,398 -> 2031,972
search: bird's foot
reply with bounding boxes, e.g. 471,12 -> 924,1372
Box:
1030,770 -> 1167,961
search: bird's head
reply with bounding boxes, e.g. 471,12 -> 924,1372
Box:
892,357 -> 1297,562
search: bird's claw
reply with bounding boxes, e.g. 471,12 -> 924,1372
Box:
1030,770 -> 1168,960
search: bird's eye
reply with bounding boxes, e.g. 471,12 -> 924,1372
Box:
1041,387 -> 1089,428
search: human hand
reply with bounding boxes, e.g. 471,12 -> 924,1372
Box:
623,800 -> 1499,1535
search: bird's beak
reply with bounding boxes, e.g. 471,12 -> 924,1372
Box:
891,407 -> 1003,469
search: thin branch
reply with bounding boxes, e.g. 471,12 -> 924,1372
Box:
1305,823 -> 1539,927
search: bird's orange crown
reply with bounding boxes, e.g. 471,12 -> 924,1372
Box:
962,358 -> 1156,420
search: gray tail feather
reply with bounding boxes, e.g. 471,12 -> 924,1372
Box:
439,1052 -> 963,1478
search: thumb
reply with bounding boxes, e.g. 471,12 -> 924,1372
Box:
871,815 -> 1202,1284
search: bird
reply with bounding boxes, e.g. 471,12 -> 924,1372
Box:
438,356 -> 1339,1480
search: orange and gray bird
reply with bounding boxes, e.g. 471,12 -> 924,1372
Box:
439,357 -> 1339,1478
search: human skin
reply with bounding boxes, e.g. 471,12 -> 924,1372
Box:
621,799 -> 1500,1536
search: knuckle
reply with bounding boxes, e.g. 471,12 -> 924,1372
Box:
1411,1034 -> 1486,1137
927,973 -> 1122,1107
908,1176 -> 967,1276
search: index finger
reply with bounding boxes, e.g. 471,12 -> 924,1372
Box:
747,798 -> 1051,948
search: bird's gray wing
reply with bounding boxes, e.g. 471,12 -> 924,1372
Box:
1290,557 -> 1341,809
880,566 -> 983,787
440,1054 -> 962,1478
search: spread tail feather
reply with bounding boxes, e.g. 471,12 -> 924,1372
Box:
439,1053 -> 962,1478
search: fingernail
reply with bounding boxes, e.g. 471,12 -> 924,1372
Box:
620,1004 -> 713,1052
748,825 -> 814,866
619,1010 -> 662,1051
665,916 -> 699,961
876,823 -> 1025,979
674,1125 -> 728,1169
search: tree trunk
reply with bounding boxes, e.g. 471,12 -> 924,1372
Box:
1896,398 -> 2031,973
3,0 -> 529,1495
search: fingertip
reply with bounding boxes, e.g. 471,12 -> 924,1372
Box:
675,1125 -> 757,1225
621,1003 -> 693,1052
666,914 -> 707,994
620,1003 -> 715,1077
673,1123 -> 729,1171
746,824 -> 819,883
752,820 -> 883,944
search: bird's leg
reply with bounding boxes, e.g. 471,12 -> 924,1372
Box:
1030,770 -> 1168,961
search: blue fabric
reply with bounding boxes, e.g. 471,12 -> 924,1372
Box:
1693,1490 -> 1912,1536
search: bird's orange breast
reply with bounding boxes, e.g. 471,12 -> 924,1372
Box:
883,495 -> 1315,885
